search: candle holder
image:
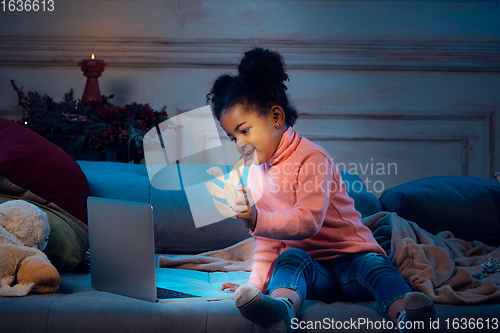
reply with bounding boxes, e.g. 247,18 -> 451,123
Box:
78,55 -> 107,103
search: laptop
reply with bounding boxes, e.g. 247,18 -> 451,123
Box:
87,196 -> 235,303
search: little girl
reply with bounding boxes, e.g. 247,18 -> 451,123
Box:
207,48 -> 436,333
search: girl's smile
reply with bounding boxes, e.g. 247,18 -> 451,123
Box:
219,104 -> 286,165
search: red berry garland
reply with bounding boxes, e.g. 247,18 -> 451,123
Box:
11,80 -> 168,155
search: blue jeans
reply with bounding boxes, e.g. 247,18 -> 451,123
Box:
267,248 -> 411,312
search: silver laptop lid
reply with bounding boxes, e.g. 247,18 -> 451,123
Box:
88,197 -> 157,302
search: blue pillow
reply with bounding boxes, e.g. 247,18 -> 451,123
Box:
340,171 -> 382,218
380,176 -> 500,246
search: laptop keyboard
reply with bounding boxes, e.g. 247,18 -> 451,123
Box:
157,287 -> 200,299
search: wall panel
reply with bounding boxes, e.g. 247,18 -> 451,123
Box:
1,0 -> 499,187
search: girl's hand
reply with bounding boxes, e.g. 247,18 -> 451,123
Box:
233,186 -> 258,230
221,282 -> 240,292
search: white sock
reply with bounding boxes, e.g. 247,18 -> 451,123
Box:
398,292 -> 436,333
234,284 -> 295,333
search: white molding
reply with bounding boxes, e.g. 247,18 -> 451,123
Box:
202,106 -> 492,178
305,135 -> 471,176
297,107 -> 494,121
294,108 -> 492,178
1,36 -> 499,72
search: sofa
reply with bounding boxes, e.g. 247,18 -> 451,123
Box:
1,119 -> 500,333
1,160 -> 500,333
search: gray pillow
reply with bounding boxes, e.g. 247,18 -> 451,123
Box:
380,176 -> 500,246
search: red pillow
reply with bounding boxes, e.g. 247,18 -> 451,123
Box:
0,119 -> 91,225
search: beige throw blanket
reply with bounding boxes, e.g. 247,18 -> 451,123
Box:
364,212 -> 500,304
159,211 -> 500,304
159,237 -> 255,272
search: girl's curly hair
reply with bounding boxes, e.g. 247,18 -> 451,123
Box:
206,48 -> 298,127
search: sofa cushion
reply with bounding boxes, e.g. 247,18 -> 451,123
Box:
3,268 -> 500,333
0,119 -> 91,225
78,161 -> 382,254
0,195 -> 89,272
151,163 -> 251,253
77,161 -> 150,203
379,176 -> 500,246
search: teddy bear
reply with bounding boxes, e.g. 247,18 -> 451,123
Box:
0,199 -> 61,297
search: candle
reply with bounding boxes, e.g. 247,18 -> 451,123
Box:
78,54 -> 107,103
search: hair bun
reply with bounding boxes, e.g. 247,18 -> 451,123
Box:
238,48 -> 288,88
206,74 -> 235,107
211,75 -> 234,96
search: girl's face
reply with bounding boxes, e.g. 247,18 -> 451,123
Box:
219,104 -> 285,165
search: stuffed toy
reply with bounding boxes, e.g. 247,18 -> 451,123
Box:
0,200 -> 61,296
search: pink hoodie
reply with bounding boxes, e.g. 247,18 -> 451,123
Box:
247,127 -> 385,293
